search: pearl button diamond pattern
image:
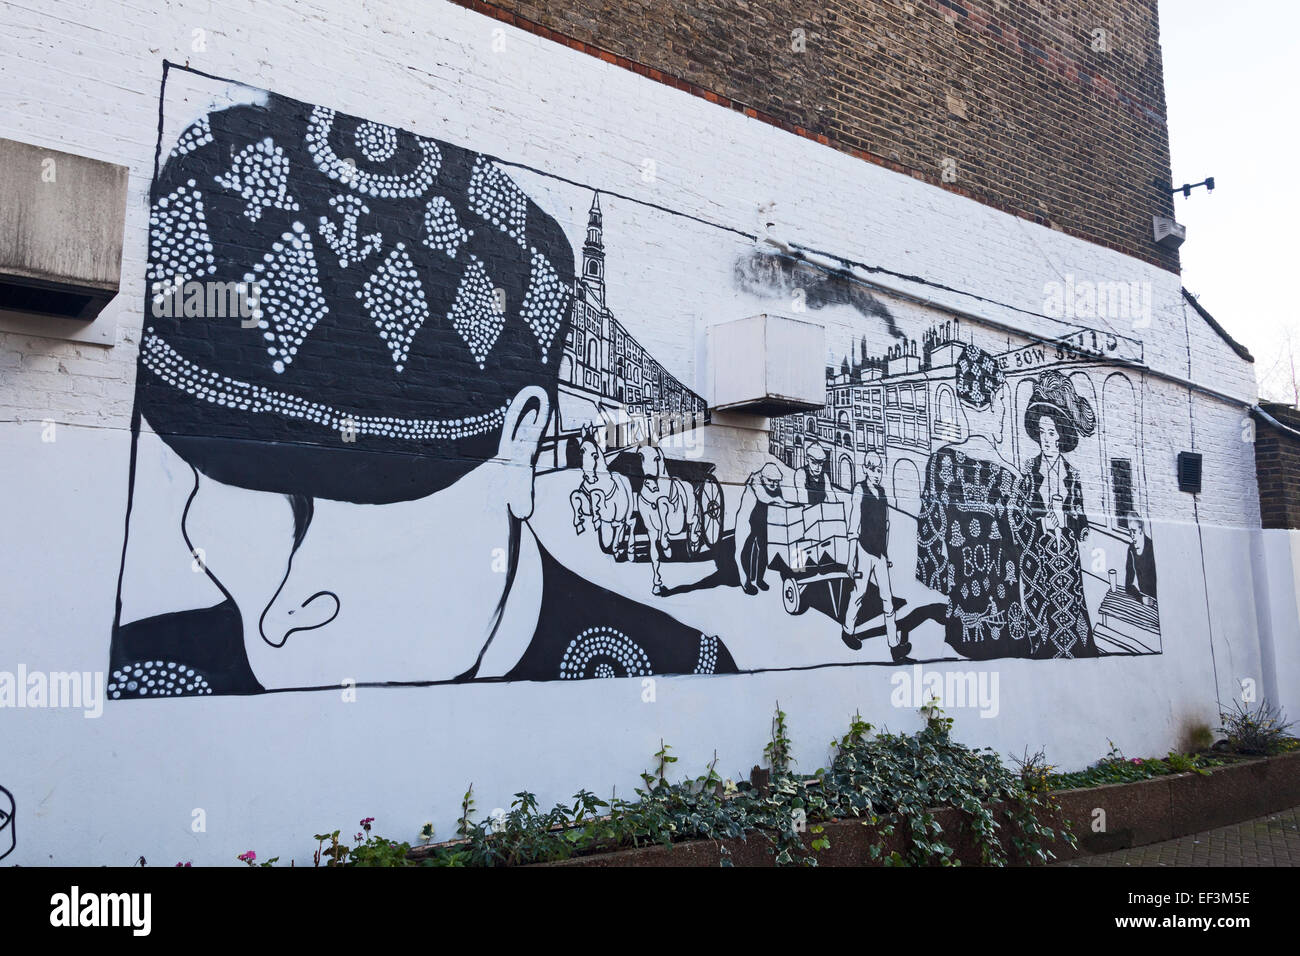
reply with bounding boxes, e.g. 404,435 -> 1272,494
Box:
521,247 -> 567,363
246,221 -> 330,374
148,179 -> 216,304
467,156 -> 527,246
445,255 -> 505,370
170,116 -> 213,158
356,243 -> 430,373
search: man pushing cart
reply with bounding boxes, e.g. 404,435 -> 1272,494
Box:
754,451 -> 915,662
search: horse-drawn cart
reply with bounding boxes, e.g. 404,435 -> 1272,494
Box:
604,449 -> 725,561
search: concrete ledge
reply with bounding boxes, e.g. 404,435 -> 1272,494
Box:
0,138 -> 128,295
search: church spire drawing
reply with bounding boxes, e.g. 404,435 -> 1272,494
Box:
581,191 -> 605,308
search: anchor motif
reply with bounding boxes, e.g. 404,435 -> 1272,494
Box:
318,194 -> 382,268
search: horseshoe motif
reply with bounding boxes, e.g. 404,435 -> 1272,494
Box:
305,106 -> 441,199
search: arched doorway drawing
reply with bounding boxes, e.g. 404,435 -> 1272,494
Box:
838,455 -> 854,491
1069,371 -> 1103,513
1102,372 -> 1139,530
935,383 -> 956,428
892,458 -> 921,510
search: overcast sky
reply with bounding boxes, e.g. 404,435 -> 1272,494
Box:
1160,0 -> 1300,402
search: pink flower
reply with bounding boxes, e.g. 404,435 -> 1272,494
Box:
238,850 -> 256,863
175,861 -> 192,867
1131,758 -> 1143,765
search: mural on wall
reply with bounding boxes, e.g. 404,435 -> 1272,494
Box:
112,66 -> 1161,701
112,69 -> 734,697
1012,370 -> 1099,659
767,322 -> 1162,662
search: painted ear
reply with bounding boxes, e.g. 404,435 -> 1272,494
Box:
498,385 -> 551,521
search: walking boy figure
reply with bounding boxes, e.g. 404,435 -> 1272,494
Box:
843,451 -> 912,661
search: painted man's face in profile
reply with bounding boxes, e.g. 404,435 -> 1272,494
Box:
122,387 -> 550,690
149,441 -> 506,688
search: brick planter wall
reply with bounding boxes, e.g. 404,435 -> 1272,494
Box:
520,750 -> 1300,866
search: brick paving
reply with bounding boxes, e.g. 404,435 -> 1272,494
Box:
1056,806 -> 1300,866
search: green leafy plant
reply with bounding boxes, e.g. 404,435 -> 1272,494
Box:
1044,742 -> 1224,790
816,703 -> 1071,866
276,703 -> 1086,868
832,710 -> 873,757
640,739 -> 678,790
308,818 -> 413,867
764,702 -> 793,775
457,784 -> 476,838
1162,750 -> 1210,775
413,703 -> 1069,868
312,830 -> 347,867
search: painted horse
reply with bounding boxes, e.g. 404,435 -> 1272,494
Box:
569,427 -> 637,561
638,444 -> 700,594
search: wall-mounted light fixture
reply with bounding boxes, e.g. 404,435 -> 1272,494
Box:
1161,176 -> 1215,199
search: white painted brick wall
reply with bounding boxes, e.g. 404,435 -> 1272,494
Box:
0,0 -> 1286,865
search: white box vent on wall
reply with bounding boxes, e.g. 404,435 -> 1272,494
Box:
1153,215 -> 1186,249
0,138 -> 128,342
708,313 -> 826,416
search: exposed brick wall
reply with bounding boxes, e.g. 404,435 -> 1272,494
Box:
1255,403 -> 1300,530
452,0 -> 1179,272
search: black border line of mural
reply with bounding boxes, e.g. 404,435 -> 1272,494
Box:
107,61 -> 1169,697
0,783 -> 15,861
232,646 -> 1165,696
